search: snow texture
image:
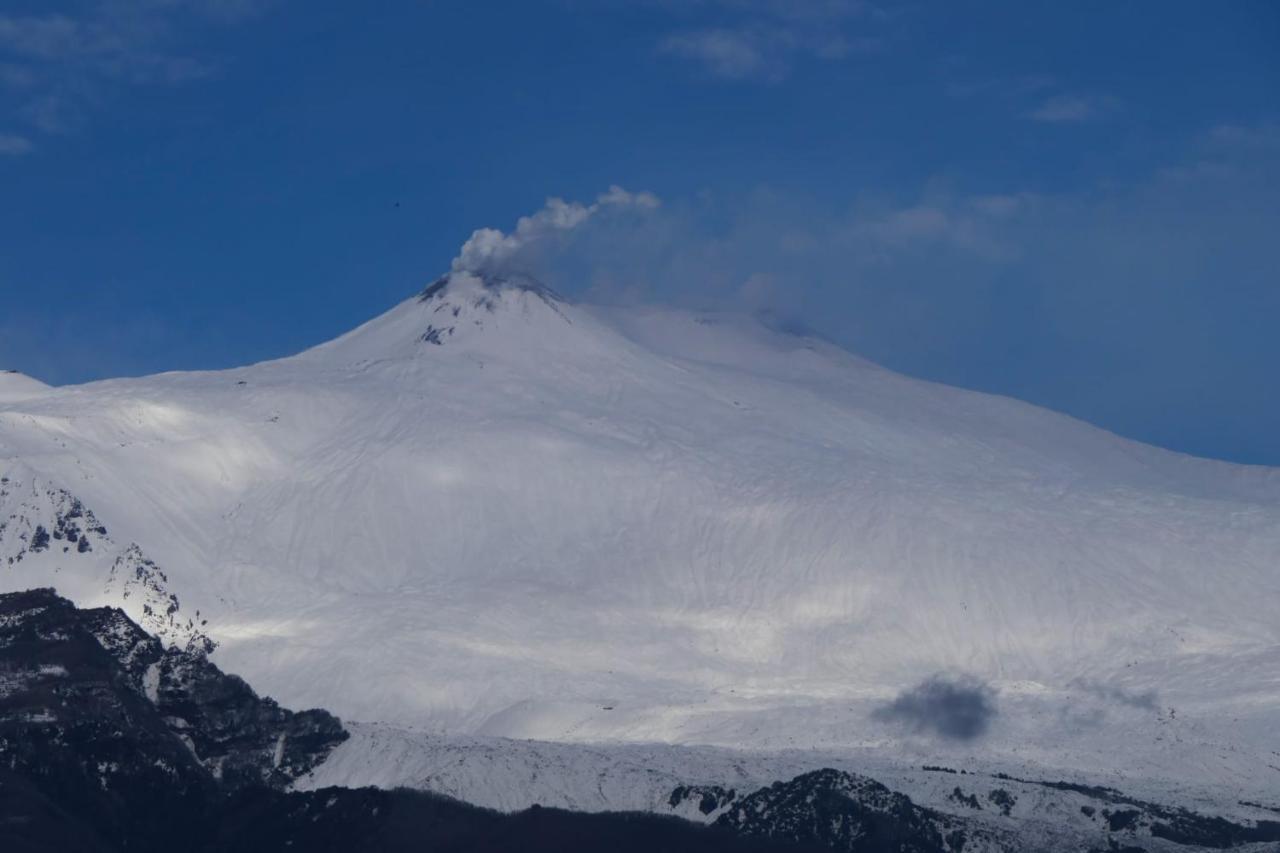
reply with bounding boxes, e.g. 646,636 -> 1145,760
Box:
2,271 -> 1279,809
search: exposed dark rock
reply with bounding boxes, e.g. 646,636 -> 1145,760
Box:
0,588 -> 220,851
1106,809 -> 1141,832
1149,813 -> 1280,848
713,768 -> 1008,852
78,599 -> 346,788
991,769 -> 1280,849
4,588 -> 1276,853
1,588 -> 345,793
0,588 -> 817,853
105,543 -> 215,651
669,783 -> 738,815
0,479 -> 110,564
948,787 -> 981,810
987,788 -> 1016,817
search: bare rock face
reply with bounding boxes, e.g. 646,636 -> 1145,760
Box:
0,470 -> 216,652
0,588 -> 218,851
0,588 -> 818,853
0,588 -> 347,801
713,769 -> 1011,853
0,476 -> 110,565
77,594 -> 348,788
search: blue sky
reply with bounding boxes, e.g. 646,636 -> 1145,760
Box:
1,1 -> 1278,464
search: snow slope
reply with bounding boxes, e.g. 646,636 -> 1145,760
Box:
0,370 -> 50,403
1,270 -> 1278,797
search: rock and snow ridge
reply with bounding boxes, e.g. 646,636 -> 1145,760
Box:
0,588 -> 346,789
6,589 -> 1278,853
0,589 -> 821,853
1,269 -> 1279,807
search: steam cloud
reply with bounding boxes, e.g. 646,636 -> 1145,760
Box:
452,186 -> 660,276
873,674 -> 998,740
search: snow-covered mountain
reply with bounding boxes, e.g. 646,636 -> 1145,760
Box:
2,269 -> 1278,803
0,369 -> 51,403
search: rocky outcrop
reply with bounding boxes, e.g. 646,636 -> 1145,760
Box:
714,769 -> 1013,853
670,783 -> 739,818
78,594 -> 346,787
0,588 -> 816,853
1,588 -> 346,792
0,475 -> 110,564
0,588 -> 219,851
1,470 -> 214,652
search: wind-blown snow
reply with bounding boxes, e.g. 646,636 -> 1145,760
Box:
1,272 -> 1278,796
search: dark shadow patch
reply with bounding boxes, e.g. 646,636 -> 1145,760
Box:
872,675 -> 997,740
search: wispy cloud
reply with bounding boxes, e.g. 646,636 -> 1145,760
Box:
656,0 -> 881,81
1027,93 -> 1119,123
1205,122 -> 1280,150
0,131 -> 32,155
0,1 -> 270,144
946,74 -> 1119,126
660,28 -> 778,80
471,120 -> 1280,462
842,193 -> 1031,262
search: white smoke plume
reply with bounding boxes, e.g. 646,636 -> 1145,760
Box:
452,186 -> 660,276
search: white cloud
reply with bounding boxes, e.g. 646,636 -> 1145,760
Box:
0,131 -> 32,155
1028,94 -> 1118,123
452,186 -> 660,275
1205,122 -> 1280,150
495,122 -> 1280,463
661,28 -> 772,80
840,194 -> 1031,262
0,1 -> 267,140
655,0 -> 879,80
0,15 -> 83,61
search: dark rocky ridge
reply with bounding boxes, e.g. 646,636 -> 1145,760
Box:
5,588 -> 1278,853
1,474 -> 213,650
0,588 -> 816,852
78,592 -> 347,787
714,768 -> 1010,853
0,588 -> 346,791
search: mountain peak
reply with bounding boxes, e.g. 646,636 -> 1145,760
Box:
0,369 -> 51,403
303,270 -> 577,362
411,270 -> 570,347
418,269 -> 565,306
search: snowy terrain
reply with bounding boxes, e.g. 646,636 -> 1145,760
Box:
0,369 -> 51,403
2,269 -> 1279,817
296,722 -> 1280,825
